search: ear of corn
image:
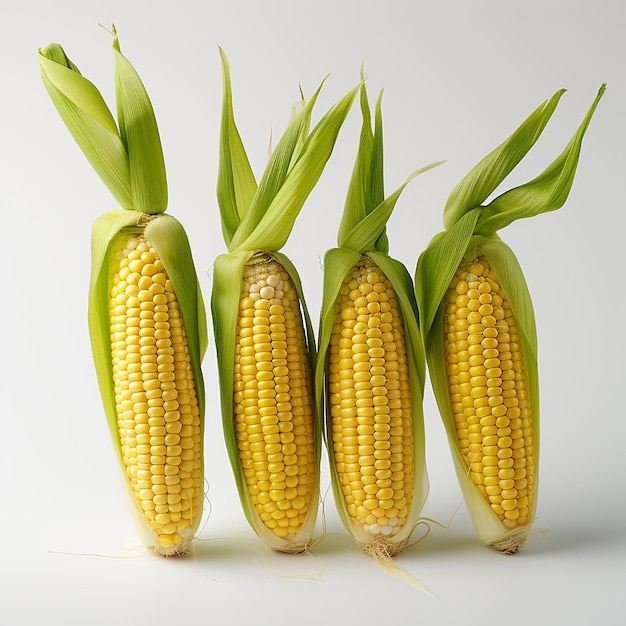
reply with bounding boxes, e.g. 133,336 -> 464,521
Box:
211,50 -> 358,553
39,28 -> 208,556
415,85 -> 605,553
315,78 -> 441,560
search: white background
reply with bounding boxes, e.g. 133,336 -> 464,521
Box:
1,1 -> 624,624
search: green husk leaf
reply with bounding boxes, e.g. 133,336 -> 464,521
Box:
475,83 -> 607,235
144,215 -> 208,403
111,29 -> 168,214
314,247 -> 362,419
230,82 -> 360,253
216,48 -> 258,246
39,28 -> 169,214
414,208 -> 480,343
216,49 -> 355,255
340,162 -> 443,254
336,80 -> 443,253
336,78 -> 382,248
38,43 -> 133,209
211,251 -> 253,473
443,88 -> 566,230
88,209 -> 142,447
228,80 -> 326,251
369,88 -> 386,238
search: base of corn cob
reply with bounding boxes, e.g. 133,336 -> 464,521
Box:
487,528 -> 529,555
359,535 -> 414,559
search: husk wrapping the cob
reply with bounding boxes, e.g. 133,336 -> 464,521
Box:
415,85 -> 605,553
211,50 -> 359,553
315,77 -> 442,565
39,28 -> 208,556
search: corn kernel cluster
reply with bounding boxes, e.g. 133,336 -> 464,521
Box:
109,234 -> 203,554
328,256 -> 415,538
443,256 -> 534,529
233,255 -> 316,539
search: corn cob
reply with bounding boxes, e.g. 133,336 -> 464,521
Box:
327,255 -> 419,550
211,50 -> 358,552
39,29 -> 207,556
233,254 -> 316,539
315,80 -> 440,560
443,254 -> 535,538
415,85 -> 605,553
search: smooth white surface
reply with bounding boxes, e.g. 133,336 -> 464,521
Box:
1,1 -> 624,624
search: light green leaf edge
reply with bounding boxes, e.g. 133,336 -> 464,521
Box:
38,28 -> 168,214
89,209 -> 141,448
336,77 -> 385,250
230,82 -> 360,253
337,81 -> 443,253
476,83 -> 607,234
210,250 -> 320,551
341,162 -> 443,253
415,208 -> 481,343
38,43 -> 133,209
215,50 -> 359,254
442,88 -> 566,230
228,82 -> 326,252
111,30 -> 168,214
216,48 -> 258,246
89,211 -> 208,458
314,247 -> 362,432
